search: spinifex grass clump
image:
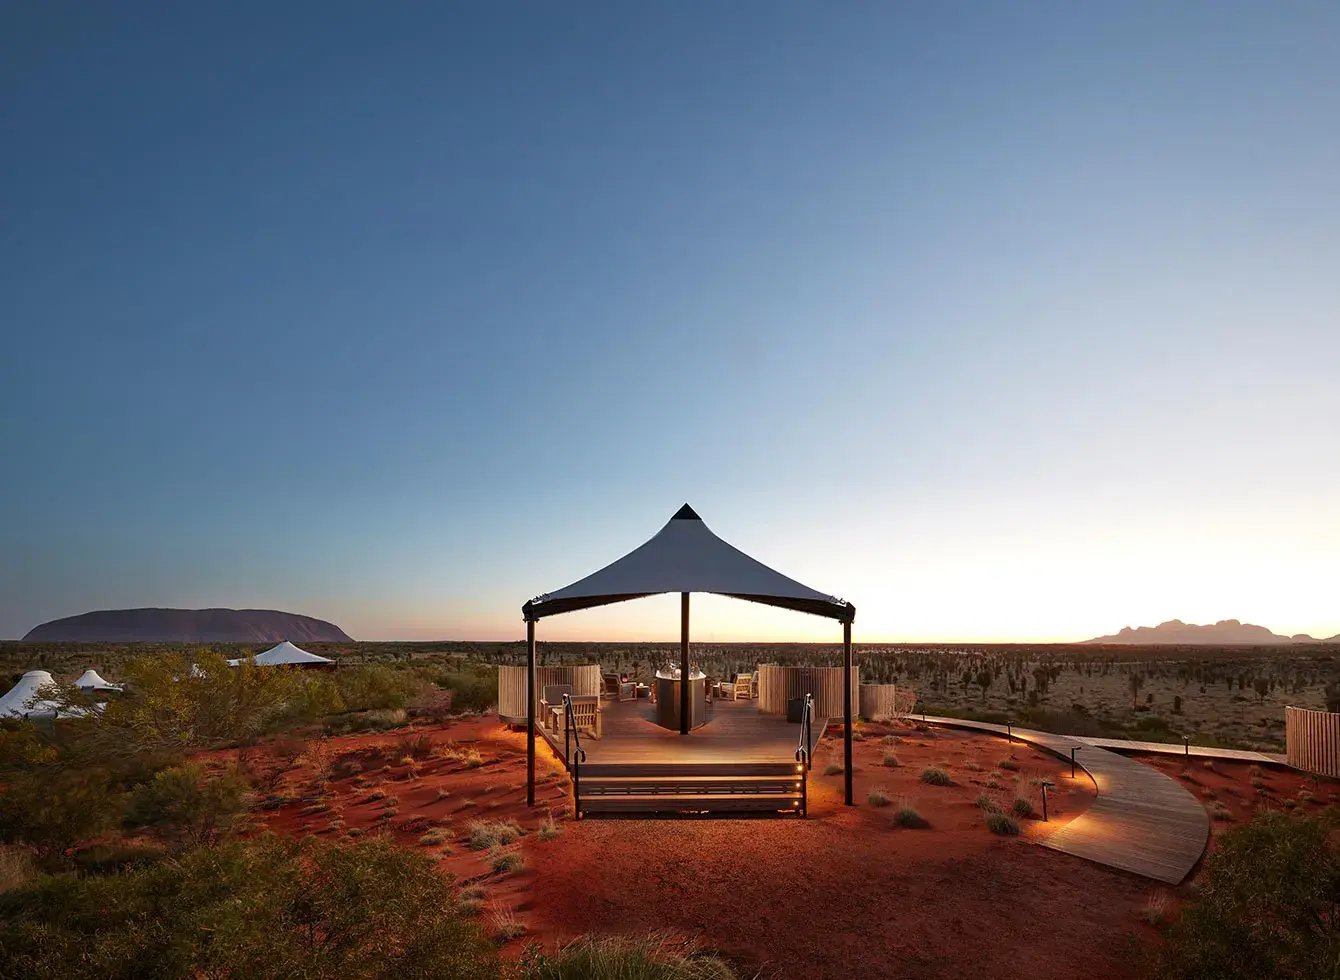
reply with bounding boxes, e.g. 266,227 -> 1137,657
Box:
986,812 -> 1020,836
867,786 -> 892,807
891,799 -> 927,829
881,751 -> 901,768
1011,797 -> 1035,818
467,819 -> 524,851
919,766 -> 951,786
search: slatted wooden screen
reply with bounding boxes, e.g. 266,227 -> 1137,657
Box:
1286,705 -> 1340,778
756,664 -> 859,718
497,664 -> 602,723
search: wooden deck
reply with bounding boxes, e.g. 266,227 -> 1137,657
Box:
540,697 -> 825,766
923,716 -> 1209,884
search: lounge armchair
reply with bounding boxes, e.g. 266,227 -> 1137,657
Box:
539,684 -> 572,732
732,672 -> 754,701
561,694 -> 602,738
602,672 -> 636,701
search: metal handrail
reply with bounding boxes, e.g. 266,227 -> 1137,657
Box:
794,693 -> 814,772
563,694 -> 588,820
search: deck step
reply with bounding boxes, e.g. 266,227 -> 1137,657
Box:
581,776 -> 804,797
581,793 -> 804,815
579,762 -> 802,778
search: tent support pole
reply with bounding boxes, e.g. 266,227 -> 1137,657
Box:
680,592 -> 690,734
843,618 -> 853,806
526,618 -> 536,807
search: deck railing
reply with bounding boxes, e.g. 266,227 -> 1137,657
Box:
793,693 -> 814,817
563,694 -> 588,819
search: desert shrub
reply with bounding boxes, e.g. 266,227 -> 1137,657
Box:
1209,802 -> 1233,822
101,654 -> 302,751
463,749 -> 486,768
891,803 -> 927,829
881,751 -> 901,768
975,793 -> 1001,813
998,758 -> 1020,772
333,666 -> 424,714
881,735 -> 899,746
1011,797 -> 1035,819
395,733 -> 433,760
1141,890 -> 1169,926
491,850 -> 525,875
523,933 -> 739,979
1152,808 -> 1340,979
0,835 -> 498,979
489,903 -> 525,941
467,819 -> 524,851
0,848 -> 37,894
538,813 -> 561,841
432,667 -> 497,714
919,767 -> 951,786
124,763 -> 251,845
0,763 -> 123,859
823,761 -> 843,776
986,813 -> 1020,836
867,787 -> 892,807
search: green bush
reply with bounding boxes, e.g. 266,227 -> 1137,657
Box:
0,835 -> 498,980
124,763 -> 251,845
986,813 -> 1020,836
333,666 -> 424,713
1152,808 -> 1340,979
433,667 -> 497,714
522,933 -> 738,979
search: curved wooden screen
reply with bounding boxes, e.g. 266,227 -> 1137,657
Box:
1286,705 -> 1340,778
756,664 -> 860,718
497,664 -> 602,724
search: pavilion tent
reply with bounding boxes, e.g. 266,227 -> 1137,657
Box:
521,504 -> 857,807
74,669 -> 124,692
252,641 -> 333,667
0,670 -> 62,720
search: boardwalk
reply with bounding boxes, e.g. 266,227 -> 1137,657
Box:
923,716 -> 1209,884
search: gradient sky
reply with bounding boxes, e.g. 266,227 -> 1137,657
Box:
3,3 -> 1338,642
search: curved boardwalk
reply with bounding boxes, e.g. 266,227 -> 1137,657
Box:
923,716 -> 1209,884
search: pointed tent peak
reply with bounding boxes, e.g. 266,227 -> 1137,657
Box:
523,506 -> 854,623
253,640 -> 332,666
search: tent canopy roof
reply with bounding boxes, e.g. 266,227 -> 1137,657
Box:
254,641 -> 332,666
75,669 -> 123,691
523,504 -> 854,623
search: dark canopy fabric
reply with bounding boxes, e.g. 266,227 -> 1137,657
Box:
522,505 -> 854,623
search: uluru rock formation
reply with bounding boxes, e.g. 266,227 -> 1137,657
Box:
23,608 -> 351,643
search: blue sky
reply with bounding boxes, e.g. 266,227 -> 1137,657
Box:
3,3 -> 1338,642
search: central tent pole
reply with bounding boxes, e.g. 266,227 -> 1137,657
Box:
680,592 -> 690,735
526,618 -> 536,807
843,619 -> 853,806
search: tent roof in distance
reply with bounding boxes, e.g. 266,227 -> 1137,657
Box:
253,640 -> 333,666
0,669 -> 60,719
75,669 -> 124,691
523,504 -> 854,623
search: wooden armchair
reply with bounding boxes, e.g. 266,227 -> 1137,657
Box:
562,694 -> 602,738
732,672 -> 754,701
602,672 -> 636,701
539,684 -> 572,731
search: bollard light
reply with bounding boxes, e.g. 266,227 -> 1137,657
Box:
1007,721 -> 1013,744
1070,746 -> 1077,779
1040,779 -> 1055,821
1183,734 -> 1190,758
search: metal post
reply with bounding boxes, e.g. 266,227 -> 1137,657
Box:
680,592 -> 690,735
1183,734 -> 1190,758
1041,781 -> 1053,821
1070,746 -> 1076,779
843,619 -> 854,806
526,618 -> 536,808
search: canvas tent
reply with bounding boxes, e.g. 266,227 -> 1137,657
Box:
75,669 -> 124,692
521,504 -> 857,806
252,641 -> 333,667
0,670 -> 63,719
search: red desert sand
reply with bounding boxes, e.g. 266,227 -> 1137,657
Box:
201,716 -> 1332,980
